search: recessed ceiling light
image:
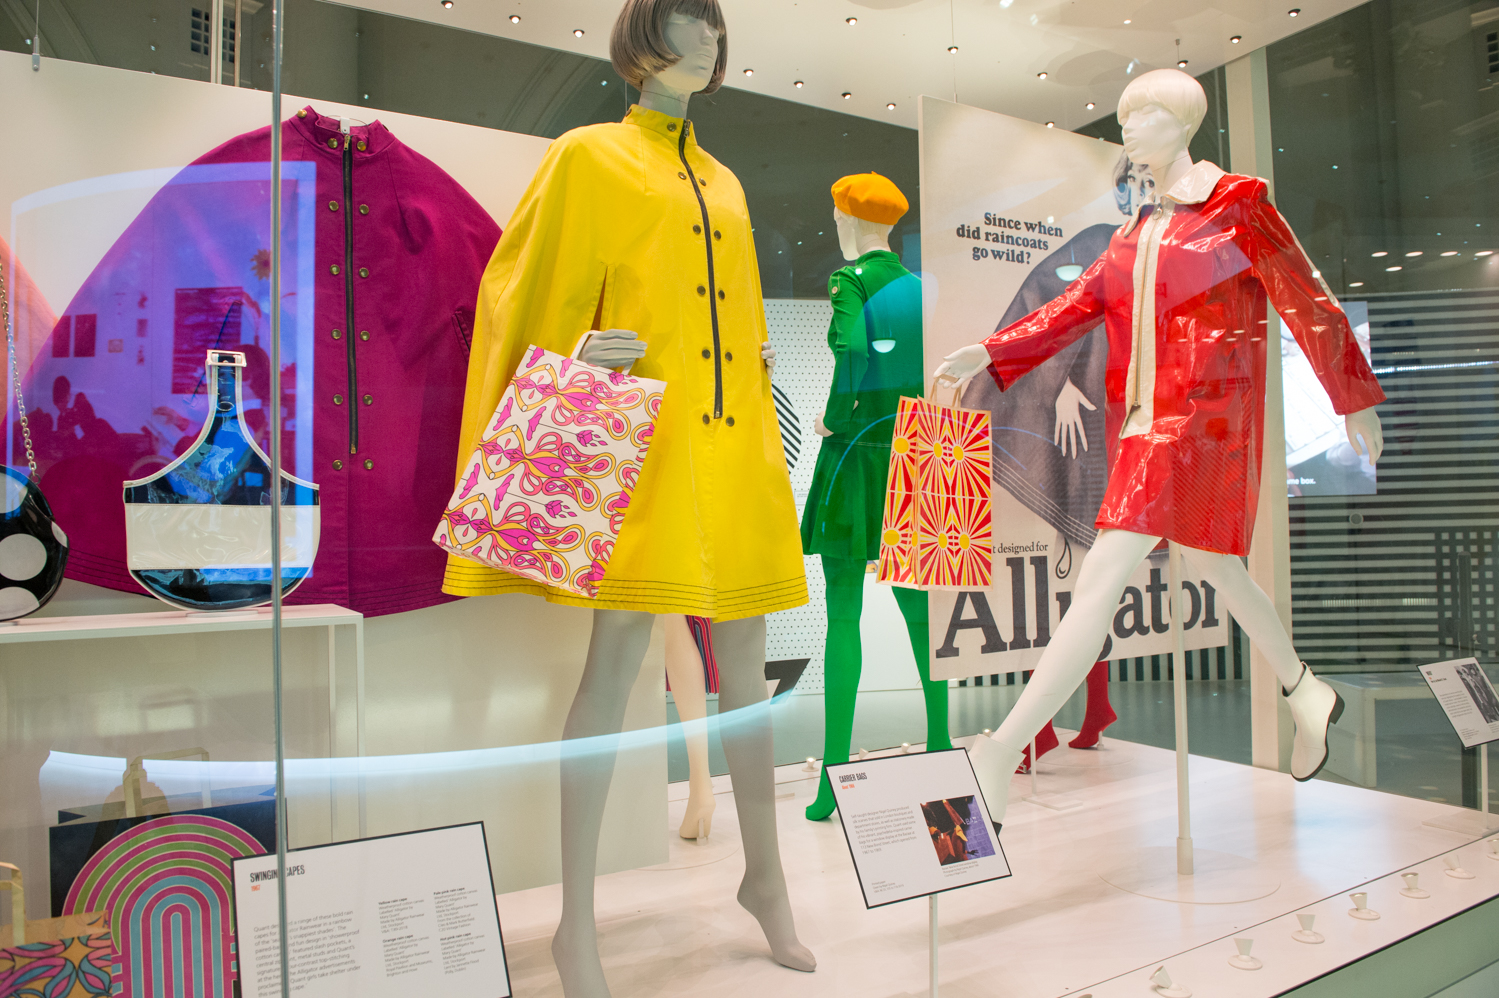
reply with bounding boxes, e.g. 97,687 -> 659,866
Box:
1085,101 -> 1096,109
743,68 -> 753,76
887,103 -> 897,110
1405,250 -> 1422,257
440,1 -> 452,8
1037,71 -> 1047,79
509,14 -> 519,23
1371,251 -> 1388,257
1123,19 -> 1132,24
1230,35 -> 1242,43
1348,281 -> 1364,287
1289,7 -> 1301,15
1385,265 -> 1402,271
573,28 -> 584,37
1178,59 -> 1188,67
842,92 -> 852,99
948,45 -> 959,54
794,80 -> 804,88
846,17 -> 857,25
1441,251 -> 1459,257
1476,250 -> 1494,256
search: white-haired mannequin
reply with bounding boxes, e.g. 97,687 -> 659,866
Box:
934,68 -> 1385,824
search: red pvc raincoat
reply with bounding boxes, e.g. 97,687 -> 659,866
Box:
983,162 -> 1385,556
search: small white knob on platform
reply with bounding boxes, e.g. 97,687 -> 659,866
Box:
1347,892 -> 1380,920
1487,837 -> 1499,861
1291,912 -> 1324,944
1149,965 -> 1191,998
1227,937 -> 1262,971
857,748 -> 870,760
900,742 -> 912,754
802,757 -> 818,773
1443,854 -> 1475,880
1400,872 -> 1429,899
981,728 -> 992,736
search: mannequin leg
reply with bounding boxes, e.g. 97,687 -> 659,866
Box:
1019,722 -> 1060,771
891,585 -> 953,752
969,529 -> 1160,820
552,609 -> 655,998
1182,546 -> 1345,780
806,555 -> 865,821
1068,661 -> 1117,749
665,614 -> 716,838
711,614 -> 817,972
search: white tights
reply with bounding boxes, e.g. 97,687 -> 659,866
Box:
991,529 -> 1305,753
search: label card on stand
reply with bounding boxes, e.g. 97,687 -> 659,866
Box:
1419,657 -> 1499,748
827,748 -> 1011,908
232,823 -> 510,998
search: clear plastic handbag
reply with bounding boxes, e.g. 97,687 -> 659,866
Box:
122,349 -> 319,610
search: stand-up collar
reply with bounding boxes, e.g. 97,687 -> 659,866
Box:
624,104 -> 698,151
290,106 -> 394,157
1124,160 -> 1228,234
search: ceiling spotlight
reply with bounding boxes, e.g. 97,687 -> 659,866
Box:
1177,59 -> 1188,67
1085,101 -> 1096,109
1045,121 -> 1055,128
1288,7 -> 1301,15
887,103 -> 897,110
440,0 -> 452,8
573,28 -> 584,37
1230,35 -> 1242,43
793,80 -> 804,88
1476,250 -> 1494,256
1037,71 -> 1048,79
842,92 -> 852,99
1441,250 -> 1459,256
1348,281 -> 1365,287
509,14 -> 520,23
1385,265 -> 1402,272
743,68 -> 754,76
1405,250 -> 1422,257
948,45 -> 959,54
1123,19 -> 1132,24
846,17 -> 857,25
1371,251 -> 1388,257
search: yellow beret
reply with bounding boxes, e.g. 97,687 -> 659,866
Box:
831,172 -> 909,225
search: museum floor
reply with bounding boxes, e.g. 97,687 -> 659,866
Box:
499,733 -> 1499,998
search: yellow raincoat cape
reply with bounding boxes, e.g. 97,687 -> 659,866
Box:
442,106 -> 808,620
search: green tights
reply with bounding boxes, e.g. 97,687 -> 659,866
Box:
806,554 -> 953,820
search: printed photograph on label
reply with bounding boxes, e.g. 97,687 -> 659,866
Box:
920,795 -> 994,866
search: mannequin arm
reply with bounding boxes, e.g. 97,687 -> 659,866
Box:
1247,188 -> 1386,416
821,278 -> 869,435
1345,406 -> 1384,463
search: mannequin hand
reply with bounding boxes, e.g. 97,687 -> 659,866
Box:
814,411 -> 832,437
761,340 -> 776,370
932,343 -> 991,381
1053,378 -> 1097,459
1345,406 -> 1383,463
578,328 -> 648,369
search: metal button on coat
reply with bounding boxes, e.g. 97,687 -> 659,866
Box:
725,351 -> 734,361
363,395 -> 372,405
678,172 -> 687,180
696,285 -> 706,296
332,329 -> 342,340
701,348 -> 711,359
713,230 -> 722,240
333,394 -> 344,405
326,137 -> 338,148
359,204 -> 369,215
328,201 -> 339,211
693,224 -> 702,234
698,178 -> 707,187
717,289 -> 725,300
726,416 -> 735,427
360,330 -> 370,341
333,459 -> 343,470
357,140 -> 367,151
364,458 -> 374,470
330,264 -> 340,275
668,123 -> 677,131
359,267 -> 369,278
701,414 -> 710,425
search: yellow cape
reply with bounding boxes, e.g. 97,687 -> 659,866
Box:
442,106 -> 808,620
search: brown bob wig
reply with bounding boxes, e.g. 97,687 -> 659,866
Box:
610,0 -> 728,95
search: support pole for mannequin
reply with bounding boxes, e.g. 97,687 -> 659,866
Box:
1168,542 -> 1194,875
929,893 -> 939,998
1484,743 -> 1491,830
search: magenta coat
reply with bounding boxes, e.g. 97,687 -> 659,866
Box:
20,107 -> 501,615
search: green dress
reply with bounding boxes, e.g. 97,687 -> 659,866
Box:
800,250 -> 924,559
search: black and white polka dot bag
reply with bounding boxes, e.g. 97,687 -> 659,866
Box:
0,258 -> 68,621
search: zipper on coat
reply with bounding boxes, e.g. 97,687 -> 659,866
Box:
342,137 -> 359,454
678,123 -> 723,419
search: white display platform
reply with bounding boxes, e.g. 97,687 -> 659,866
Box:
494,735 -> 1499,998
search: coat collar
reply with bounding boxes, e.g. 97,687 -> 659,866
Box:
1123,159 -> 1228,235
624,104 -> 698,152
290,106 -> 394,157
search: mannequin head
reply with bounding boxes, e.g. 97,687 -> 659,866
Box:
611,0 -> 727,101
1116,69 -> 1206,181
834,209 -> 894,261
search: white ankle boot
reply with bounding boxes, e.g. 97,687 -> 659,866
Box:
1284,664 -> 1344,782
967,735 -> 1023,827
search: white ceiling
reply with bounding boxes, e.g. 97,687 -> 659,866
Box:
340,0 -> 1366,130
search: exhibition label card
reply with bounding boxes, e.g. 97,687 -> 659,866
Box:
232,823 -> 510,998
827,748 -> 1011,908
1419,657 -> 1499,748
